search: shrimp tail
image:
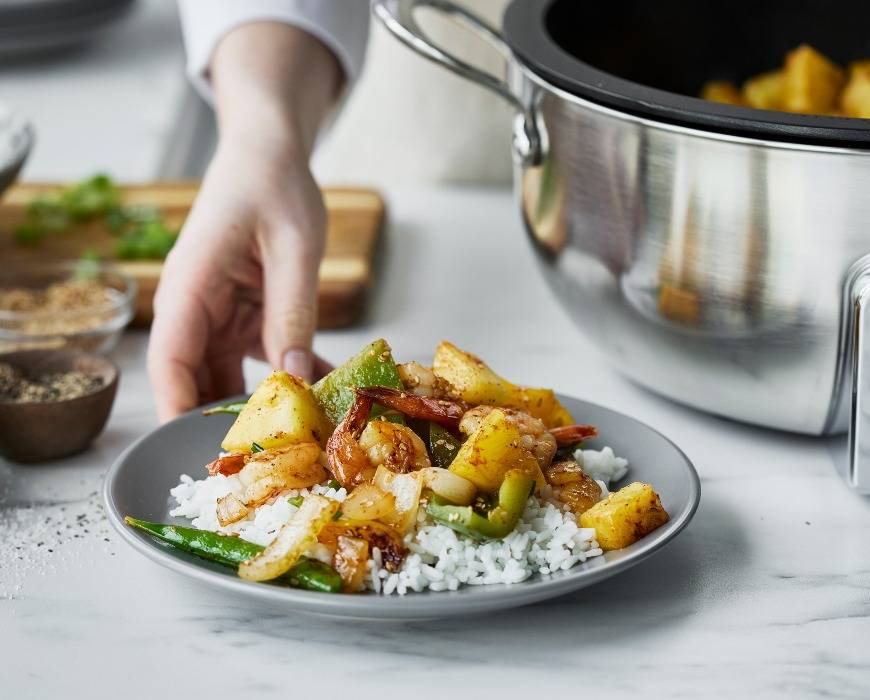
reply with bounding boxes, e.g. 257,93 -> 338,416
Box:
551,424 -> 599,447
356,386 -> 465,429
206,453 -> 247,476
326,392 -> 375,487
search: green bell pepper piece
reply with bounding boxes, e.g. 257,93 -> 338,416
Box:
426,470 -> 534,540
429,422 -> 461,470
312,338 -> 403,424
124,517 -> 342,593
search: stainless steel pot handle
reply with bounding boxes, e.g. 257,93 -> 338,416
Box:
839,257 -> 870,493
373,0 -> 541,165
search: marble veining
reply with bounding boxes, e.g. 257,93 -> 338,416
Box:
2,188 -> 870,699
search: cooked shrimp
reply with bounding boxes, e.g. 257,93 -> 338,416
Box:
206,453 -> 247,476
326,391 -> 376,488
326,389 -> 433,486
550,424 -> 598,446
397,362 -> 459,399
359,419 -> 431,474
545,459 -> 602,515
460,405 -> 557,468
238,443 -> 327,505
356,386 -> 465,429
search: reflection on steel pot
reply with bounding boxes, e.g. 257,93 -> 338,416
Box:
374,0 -> 870,492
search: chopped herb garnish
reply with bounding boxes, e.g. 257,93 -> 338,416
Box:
327,479 -> 341,490
13,173 -> 178,260
287,495 -> 304,507
251,442 -> 264,453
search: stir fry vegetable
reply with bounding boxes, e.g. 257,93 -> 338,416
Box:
222,372 -> 332,452
427,469 -> 534,540
432,341 -> 574,428
238,495 -> 339,582
448,408 -> 544,493
579,482 -> 670,550
124,517 -> 341,592
167,338 -> 671,594
428,422 -> 461,470
312,338 -> 403,424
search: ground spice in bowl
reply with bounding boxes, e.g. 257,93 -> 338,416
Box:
0,361 -> 104,403
0,262 -> 135,353
0,350 -> 118,461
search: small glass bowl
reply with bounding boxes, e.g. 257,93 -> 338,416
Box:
0,260 -> 136,354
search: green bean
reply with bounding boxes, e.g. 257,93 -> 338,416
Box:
124,517 -> 341,593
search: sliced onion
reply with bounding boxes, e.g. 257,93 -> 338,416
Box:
238,494 -> 338,582
419,467 -> 476,505
373,465 -> 423,533
342,483 -> 396,521
216,493 -> 249,526
334,535 -> 369,593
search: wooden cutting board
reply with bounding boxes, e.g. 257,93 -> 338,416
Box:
0,182 -> 385,328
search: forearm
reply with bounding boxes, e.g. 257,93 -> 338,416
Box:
210,22 -> 343,158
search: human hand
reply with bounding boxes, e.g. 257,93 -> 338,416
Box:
147,137 -> 330,422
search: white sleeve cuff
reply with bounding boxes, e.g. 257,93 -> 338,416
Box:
177,0 -> 370,103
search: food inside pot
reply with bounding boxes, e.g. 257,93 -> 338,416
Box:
701,44 -> 870,118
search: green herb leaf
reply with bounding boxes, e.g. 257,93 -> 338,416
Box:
287,495 -> 305,508
202,401 -> 247,416
251,442 -> 264,453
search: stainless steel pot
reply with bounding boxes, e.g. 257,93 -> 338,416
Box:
374,0 -> 870,492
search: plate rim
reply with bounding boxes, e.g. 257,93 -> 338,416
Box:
103,395 -> 701,619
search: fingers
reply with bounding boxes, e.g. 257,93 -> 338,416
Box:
205,351 -> 246,404
147,283 -> 210,423
261,226 -> 323,383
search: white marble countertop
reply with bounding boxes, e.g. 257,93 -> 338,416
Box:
3,186 -> 869,698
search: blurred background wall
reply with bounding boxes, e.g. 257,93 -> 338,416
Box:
6,0 -> 513,187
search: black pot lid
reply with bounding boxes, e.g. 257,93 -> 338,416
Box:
503,0 -> 870,148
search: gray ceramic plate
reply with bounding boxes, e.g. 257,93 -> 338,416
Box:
103,395 -> 700,620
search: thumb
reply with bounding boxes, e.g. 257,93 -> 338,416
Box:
262,232 -> 322,382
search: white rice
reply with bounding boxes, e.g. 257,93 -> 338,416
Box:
168,446 -> 628,595
574,445 -> 628,484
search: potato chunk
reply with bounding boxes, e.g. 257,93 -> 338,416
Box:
579,482 -> 669,550
742,70 -> 785,110
448,408 -> 544,493
700,80 -> 744,106
222,371 -> 333,453
432,341 -> 573,428
841,68 -> 870,119
700,80 -> 745,106
782,45 -> 845,114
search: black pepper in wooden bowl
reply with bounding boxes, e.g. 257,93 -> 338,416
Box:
0,350 -> 118,462
0,362 -> 104,403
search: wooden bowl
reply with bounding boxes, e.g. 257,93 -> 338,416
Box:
0,349 -> 118,462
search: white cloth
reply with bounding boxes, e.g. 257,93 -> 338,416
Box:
177,0 -> 370,102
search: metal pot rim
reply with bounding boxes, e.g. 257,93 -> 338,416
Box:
504,0 -> 870,151
520,64 -> 870,158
